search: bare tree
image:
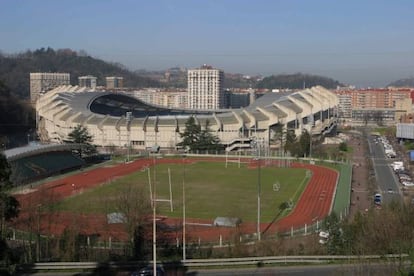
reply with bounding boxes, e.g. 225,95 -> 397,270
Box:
116,182 -> 152,259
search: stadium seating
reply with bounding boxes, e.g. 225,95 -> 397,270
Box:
10,151 -> 85,185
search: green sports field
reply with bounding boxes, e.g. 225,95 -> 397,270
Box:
54,161 -> 309,223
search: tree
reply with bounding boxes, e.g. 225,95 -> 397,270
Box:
67,124 -> 93,144
66,125 -> 95,158
0,154 -> 19,237
0,154 -> 12,191
116,183 -> 152,260
178,118 -> 222,152
322,213 -> 345,255
272,124 -> 285,152
198,120 -> 221,151
0,153 -> 20,272
178,117 -> 201,152
338,142 -> 348,152
284,129 -> 297,155
299,130 -> 311,157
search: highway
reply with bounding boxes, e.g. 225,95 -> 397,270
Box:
367,132 -> 401,204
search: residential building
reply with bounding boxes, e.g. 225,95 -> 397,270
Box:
130,89 -> 187,109
333,88 -> 413,125
78,75 -> 97,89
106,76 -> 124,89
30,72 -> 70,104
188,65 -> 224,110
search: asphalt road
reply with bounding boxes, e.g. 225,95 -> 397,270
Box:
191,262 -> 407,275
18,262 -> 409,276
367,133 -> 401,204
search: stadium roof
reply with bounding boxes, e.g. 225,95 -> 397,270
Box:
4,143 -> 81,161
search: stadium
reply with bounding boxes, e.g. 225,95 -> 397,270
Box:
6,85 -> 350,253
36,85 -> 339,151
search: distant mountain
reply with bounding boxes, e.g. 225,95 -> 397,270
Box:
256,73 -> 343,89
387,77 -> 414,88
0,48 -> 162,99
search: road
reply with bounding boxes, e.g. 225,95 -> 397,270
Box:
367,132 -> 401,204
191,262 -> 407,275
17,262 -> 409,276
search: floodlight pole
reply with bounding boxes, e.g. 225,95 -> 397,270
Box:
257,143 -> 261,241
152,155 -> 157,276
252,139 -> 261,241
126,112 -> 132,162
36,204 -> 41,262
182,155 -> 186,261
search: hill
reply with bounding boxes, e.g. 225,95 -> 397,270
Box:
256,73 -> 343,89
0,80 -> 35,147
387,77 -> 414,88
0,48 -> 162,99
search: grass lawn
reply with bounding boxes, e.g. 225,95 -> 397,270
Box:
54,161 -> 309,223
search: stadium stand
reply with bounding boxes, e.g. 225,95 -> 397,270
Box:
5,144 -> 85,185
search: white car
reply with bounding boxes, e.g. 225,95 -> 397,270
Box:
319,231 -> 329,239
319,239 -> 327,245
402,181 -> 414,187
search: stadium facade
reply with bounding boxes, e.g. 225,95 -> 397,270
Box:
36,85 -> 339,151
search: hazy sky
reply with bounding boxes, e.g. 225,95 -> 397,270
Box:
1,0 -> 414,87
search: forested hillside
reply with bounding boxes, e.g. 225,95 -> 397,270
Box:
387,77 -> 414,87
0,80 -> 35,147
256,73 -> 343,89
0,48 -> 161,99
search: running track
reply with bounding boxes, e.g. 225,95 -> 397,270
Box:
11,158 -> 338,243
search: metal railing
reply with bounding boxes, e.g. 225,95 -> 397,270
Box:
17,254 -> 409,272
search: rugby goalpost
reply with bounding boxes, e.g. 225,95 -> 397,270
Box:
225,151 -> 241,168
147,166 -> 174,212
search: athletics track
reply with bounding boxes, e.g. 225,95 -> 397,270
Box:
11,158 -> 338,243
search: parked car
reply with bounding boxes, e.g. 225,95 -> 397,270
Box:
131,265 -> 165,276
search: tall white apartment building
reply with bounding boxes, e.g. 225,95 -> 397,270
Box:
188,65 -> 224,110
30,72 -> 70,104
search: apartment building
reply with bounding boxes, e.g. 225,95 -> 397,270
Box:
30,72 -> 70,104
333,88 -> 413,124
78,75 -> 97,89
106,76 -> 124,89
129,89 -> 188,109
188,65 -> 224,110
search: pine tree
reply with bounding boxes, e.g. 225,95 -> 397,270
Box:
66,125 -> 95,157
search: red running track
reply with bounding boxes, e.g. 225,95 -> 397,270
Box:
11,158 -> 338,243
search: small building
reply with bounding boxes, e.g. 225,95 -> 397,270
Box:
213,217 -> 241,227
